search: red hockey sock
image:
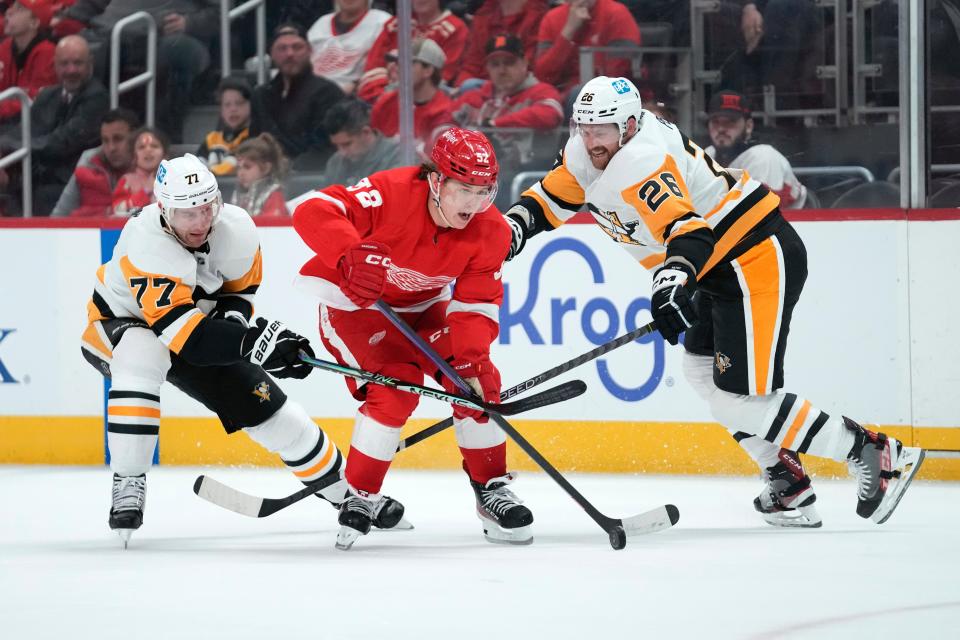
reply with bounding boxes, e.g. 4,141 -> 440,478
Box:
345,447 -> 392,494
459,442 -> 507,484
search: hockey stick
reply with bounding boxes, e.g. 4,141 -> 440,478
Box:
374,300 -> 679,550
193,360 -> 586,518
298,352 -> 586,416
397,320 -> 658,451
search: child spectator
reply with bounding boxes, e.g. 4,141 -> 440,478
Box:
357,0 -> 467,102
112,127 -> 169,217
231,133 -> 289,217
454,0 -> 549,87
197,76 -> 252,176
535,0 -> 640,97
370,38 -> 454,154
307,0 -> 390,95
0,0 -> 57,124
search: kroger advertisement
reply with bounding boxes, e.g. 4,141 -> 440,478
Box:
3,217 -> 954,435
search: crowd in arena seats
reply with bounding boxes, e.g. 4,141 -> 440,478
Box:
0,0 -> 958,216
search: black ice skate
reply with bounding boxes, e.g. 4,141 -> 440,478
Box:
844,417 -> 926,524
309,462 -> 413,531
754,450 -> 822,528
109,473 -> 146,549
470,472 -> 533,545
336,489 -> 409,550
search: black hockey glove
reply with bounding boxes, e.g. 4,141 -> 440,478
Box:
241,318 -> 315,379
651,264 -> 698,345
504,204 -> 530,262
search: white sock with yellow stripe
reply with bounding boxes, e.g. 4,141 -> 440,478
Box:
107,389 -> 161,476
243,401 -> 345,499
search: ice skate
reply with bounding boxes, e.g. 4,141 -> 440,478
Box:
753,450 -> 821,528
109,473 -> 146,549
844,417 -> 926,524
312,472 -> 413,532
470,472 -> 534,545
335,489 -> 378,550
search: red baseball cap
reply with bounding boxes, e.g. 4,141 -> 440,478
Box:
17,0 -> 55,29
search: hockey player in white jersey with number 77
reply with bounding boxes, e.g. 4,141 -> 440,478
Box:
80,154 -> 407,547
504,76 -> 925,528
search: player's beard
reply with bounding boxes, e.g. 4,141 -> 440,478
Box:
588,145 -> 613,170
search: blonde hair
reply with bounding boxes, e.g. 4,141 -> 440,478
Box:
235,133 -> 289,180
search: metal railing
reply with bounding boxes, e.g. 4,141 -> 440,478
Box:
510,171 -> 547,203
220,0 -> 267,86
793,166 -> 875,183
0,88 -> 31,216
888,165 -> 960,183
110,12 -> 156,127
578,45 -> 694,132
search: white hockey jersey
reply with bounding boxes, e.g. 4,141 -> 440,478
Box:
308,9 -> 391,90
522,112 -> 781,277
705,142 -> 807,209
86,203 -> 262,355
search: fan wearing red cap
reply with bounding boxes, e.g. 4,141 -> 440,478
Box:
0,0 -> 57,122
292,128 -> 535,550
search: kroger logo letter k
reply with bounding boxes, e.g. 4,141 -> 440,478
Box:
0,329 -> 18,383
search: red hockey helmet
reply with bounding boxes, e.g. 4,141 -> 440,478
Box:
431,128 -> 499,187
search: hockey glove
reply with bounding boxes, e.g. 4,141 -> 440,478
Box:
441,358 -> 502,422
338,241 -> 391,308
241,318 -> 315,379
651,265 -> 698,346
504,204 -> 531,262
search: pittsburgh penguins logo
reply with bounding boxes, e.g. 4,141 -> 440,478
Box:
715,352 -> 732,374
252,381 -> 271,403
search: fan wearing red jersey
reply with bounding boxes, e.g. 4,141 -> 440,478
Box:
293,128 -> 534,549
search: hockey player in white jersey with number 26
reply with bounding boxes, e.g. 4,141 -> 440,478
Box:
505,76 -> 925,528
80,154 -> 405,547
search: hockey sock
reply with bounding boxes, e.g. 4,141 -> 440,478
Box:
107,388 -> 160,476
459,442 -> 508,484
244,401 -> 342,483
343,411 -> 401,494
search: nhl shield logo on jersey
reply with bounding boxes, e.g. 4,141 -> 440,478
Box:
252,381 -> 271,403
715,352 -> 732,374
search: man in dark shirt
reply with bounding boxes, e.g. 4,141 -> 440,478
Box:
251,23 -> 345,165
0,34 -> 108,215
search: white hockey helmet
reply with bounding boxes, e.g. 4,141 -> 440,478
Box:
572,76 -> 643,145
154,153 -> 222,227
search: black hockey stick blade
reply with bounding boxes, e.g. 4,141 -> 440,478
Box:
193,472 -> 340,518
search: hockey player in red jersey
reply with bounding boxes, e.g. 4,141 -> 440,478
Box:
293,128 -> 533,550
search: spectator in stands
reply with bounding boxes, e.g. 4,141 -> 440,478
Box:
454,0 -> 549,87
704,90 -> 807,209
0,0 -> 57,124
535,0 -> 640,98
324,97 -> 400,187
54,1 -> 220,143
307,0 -> 390,95
51,107 -> 139,217
231,133 -> 289,217
0,34 -> 107,215
369,38 -> 454,155
358,0 -> 468,101
453,34 -> 563,167
251,23 -> 345,165
112,126 -> 169,217
197,76 -> 252,176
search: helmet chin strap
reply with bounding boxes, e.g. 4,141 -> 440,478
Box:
428,173 -> 458,228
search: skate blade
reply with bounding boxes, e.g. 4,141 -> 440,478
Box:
872,447 -> 925,525
480,520 -> 534,545
761,504 -> 823,529
335,526 -> 364,551
373,517 -> 414,532
116,529 -> 134,549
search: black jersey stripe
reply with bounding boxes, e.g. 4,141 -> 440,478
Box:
151,304 -> 194,335
92,290 -> 115,318
712,183 -> 770,242
541,183 -> 584,213
765,393 -> 797,442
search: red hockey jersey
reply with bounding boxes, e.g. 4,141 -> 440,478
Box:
292,166 -> 510,363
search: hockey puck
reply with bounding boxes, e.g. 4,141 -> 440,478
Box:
608,525 -> 627,550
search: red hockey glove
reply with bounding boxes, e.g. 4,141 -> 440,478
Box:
338,241 -> 391,308
442,358 -> 501,422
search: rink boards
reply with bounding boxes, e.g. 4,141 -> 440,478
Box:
1,211 -> 959,478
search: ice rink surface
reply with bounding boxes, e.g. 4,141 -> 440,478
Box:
1,466 -> 958,640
